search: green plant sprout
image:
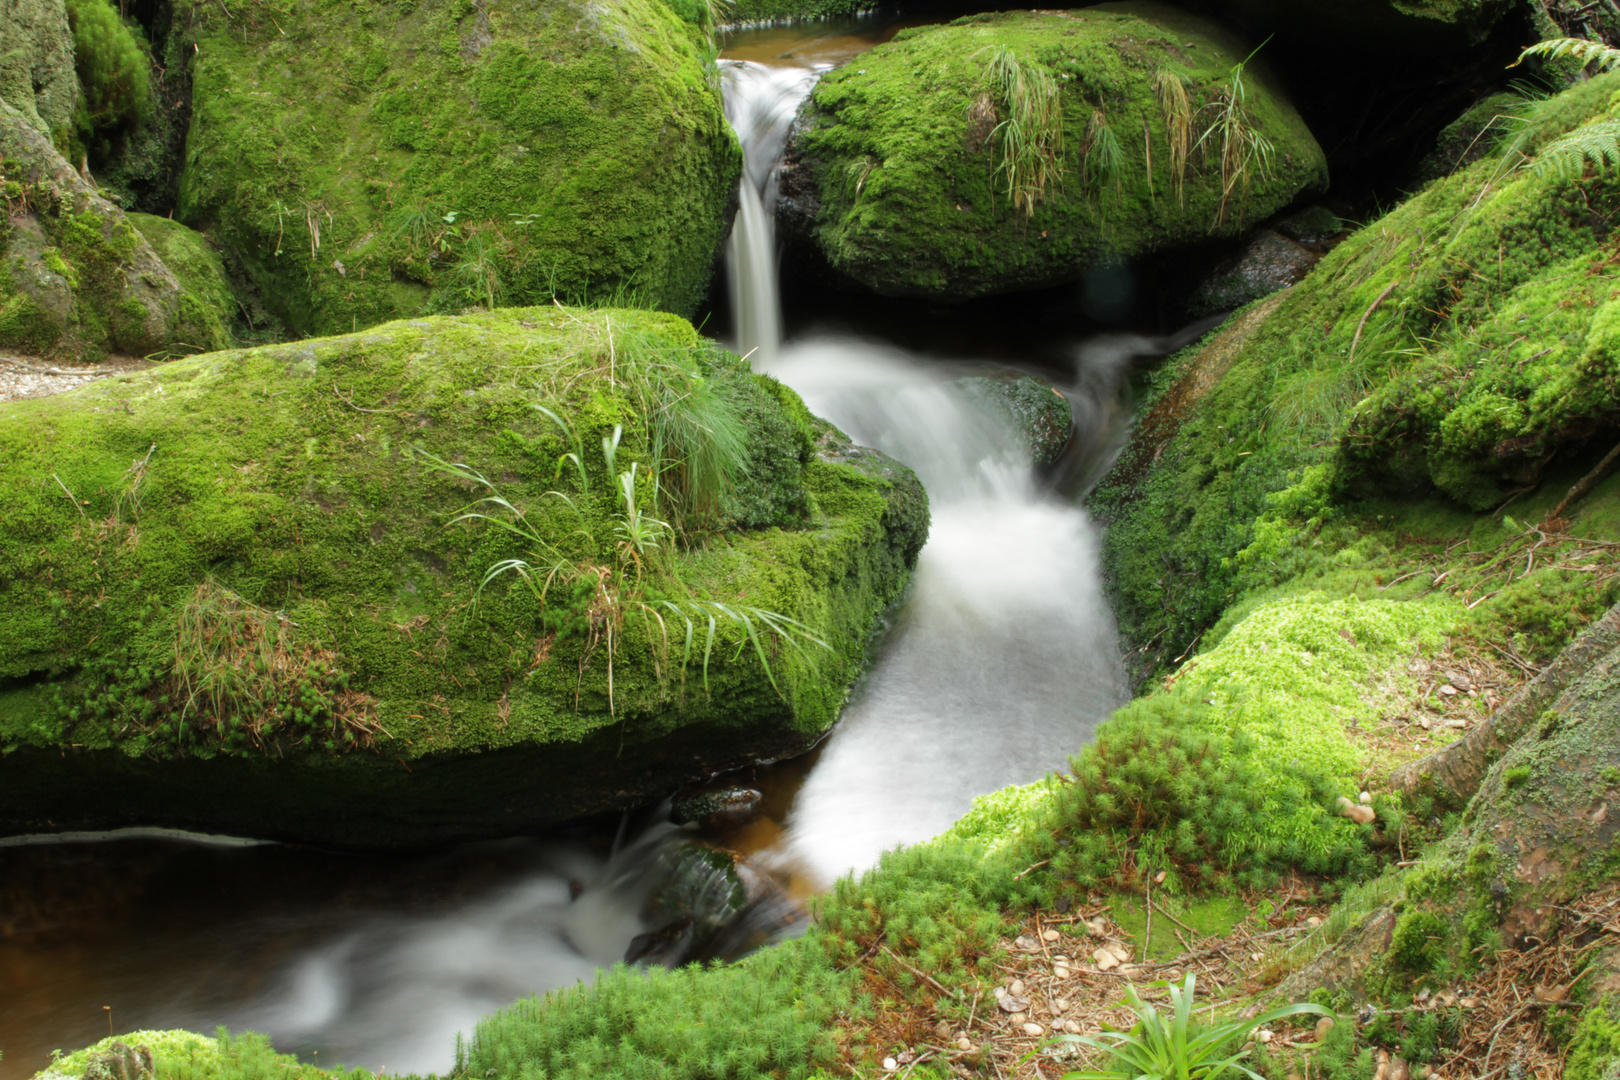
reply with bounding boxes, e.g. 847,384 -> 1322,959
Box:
1054,972 -> 1330,1080
1195,47 -> 1276,228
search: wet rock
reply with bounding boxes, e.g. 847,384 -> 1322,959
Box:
626,840 -> 804,968
1188,229 -> 1321,316
955,372 -> 1074,467
80,1043 -> 154,1080
671,785 -> 765,829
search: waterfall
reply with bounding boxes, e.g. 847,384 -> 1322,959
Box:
721,61 -> 816,365
721,70 -> 1127,889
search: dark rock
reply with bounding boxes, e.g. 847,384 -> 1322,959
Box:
955,372 -> 1075,468
1188,228 -> 1321,316
626,840 -> 805,967
671,785 -> 765,829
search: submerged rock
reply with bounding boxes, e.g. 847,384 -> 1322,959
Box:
172,0 -> 741,336
626,840 -> 804,966
672,784 -> 766,829
778,3 -> 1326,301
0,306 -> 927,846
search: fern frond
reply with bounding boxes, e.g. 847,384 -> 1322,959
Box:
1529,116 -> 1620,180
1513,36 -> 1620,72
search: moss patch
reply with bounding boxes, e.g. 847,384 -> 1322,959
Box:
173,0 -> 741,337
786,3 -> 1326,300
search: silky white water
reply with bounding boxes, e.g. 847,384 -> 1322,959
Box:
718,69 -> 1128,888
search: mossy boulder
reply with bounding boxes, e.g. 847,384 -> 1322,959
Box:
172,0 -> 741,338
0,0 -> 79,135
0,100 -> 233,360
777,2 -> 1326,301
955,371 -> 1073,466
1090,71 -> 1620,671
0,306 -> 927,847
127,213 -> 235,352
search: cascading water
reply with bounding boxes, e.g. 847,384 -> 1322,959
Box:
719,69 -> 1128,889
721,61 -> 816,366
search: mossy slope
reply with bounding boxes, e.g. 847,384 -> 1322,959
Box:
173,0 -> 741,337
1091,71 -> 1620,673
0,306 -> 926,846
781,2 -> 1326,300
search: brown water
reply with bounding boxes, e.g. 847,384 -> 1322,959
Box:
720,15 -> 917,68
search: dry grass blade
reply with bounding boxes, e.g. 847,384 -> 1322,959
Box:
1152,67 -> 1194,208
1196,57 -> 1275,228
982,45 -> 1065,219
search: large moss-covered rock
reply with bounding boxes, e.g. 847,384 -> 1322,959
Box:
0,306 -> 926,847
0,0 -> 79,134
777,2 -> 1326,301
1090,71 -> 1620,672
172,0 -> 741,338
0,100 -> 233,359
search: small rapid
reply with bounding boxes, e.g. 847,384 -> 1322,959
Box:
720,67 -> 1128,888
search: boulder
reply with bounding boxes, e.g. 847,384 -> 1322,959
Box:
955,371 -> 1074,467
0,100 -> 233,360
1187,226 -> 1320,315
0,0 -> 79,135
171,0 -> 741,337
777,2 -> 1326,301
0,306 -> 927,847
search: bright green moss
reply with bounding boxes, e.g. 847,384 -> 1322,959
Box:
173,0 -> 741,337
725,0 -> 872,22
0,306 -> 924,844
33,1030 -> 222,1080
1566,999 -> 1620,1080
791,6 -> 1326,299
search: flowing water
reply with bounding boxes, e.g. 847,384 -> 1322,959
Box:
0,24 -> 1131,1080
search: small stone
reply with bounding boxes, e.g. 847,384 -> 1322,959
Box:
1439,684 -> 1457,696
1022,1023 -> 1045,1037
1306,916 -> 1323,928
1337,797 -> 1376,824
1359,790 -> 1372,805
1014,934 -> 1040,951
1093,948 -> 1119,971
1460,996 -> 1479,1009
935,1020 -> 953,1039
1053,998 -> 1070,1013
1009,979 -> 1026,996
1119,964 -> 1140,977
998,995 -> 1030,1014
1108,944 -> 1131,963
993,985 -> 1008,1000
1257,1029 -> 1274,1043
1315,1017 -> 1336,1041
1251,952 -> 1263,962
1009,1012 -> 1027,1024
1042,929 -> 1062,942
1053,964 -> 1072,979
957,1037 -> 974,1052
883,1058 -> 898,1072
1066,1018 -> 1084,1034
1154,870 -> 1166,884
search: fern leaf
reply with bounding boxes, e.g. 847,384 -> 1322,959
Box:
1513,36 -> 1620,72
1530,116 -> 1620,180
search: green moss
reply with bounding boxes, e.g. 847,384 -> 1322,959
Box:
1388,909 -> 1447,973
1091,71 -> 1620,672
1567,999 -> 1620,1080
0,306 -> 923,844
65,0 -> 151,137
34,1030 -> 222,1080
790,5 -> 1326,300
128,214 -> 235,354
173,0 -> 741,337
0,291 -> 62,353
724,0 -> 873,22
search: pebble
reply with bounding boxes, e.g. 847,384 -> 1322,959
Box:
1359,790 -> 1372,805
957,1037 -> 974,1052
1306,916 -> 1323,928
1316,1017 -> 1336,1041
1093,947 -> 1119,971
1053,964 -> 1072,979
1067,1019 -> 1084,1034
1042,928 -> 1061,942
1022,1023 -> 1045,1037
1013,934 -> 1040,951
1009,979 -> 1026,996
1439,684 -> 1457,696
993,985 -> 1008,1000
882,1058 -> 897,1072
999,995 -> 1030,1014
1257,1029 -> 1274,1043
1009,1011 -> 1028,1024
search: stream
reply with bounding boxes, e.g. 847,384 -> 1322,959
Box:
0,22 -> 1129,1079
